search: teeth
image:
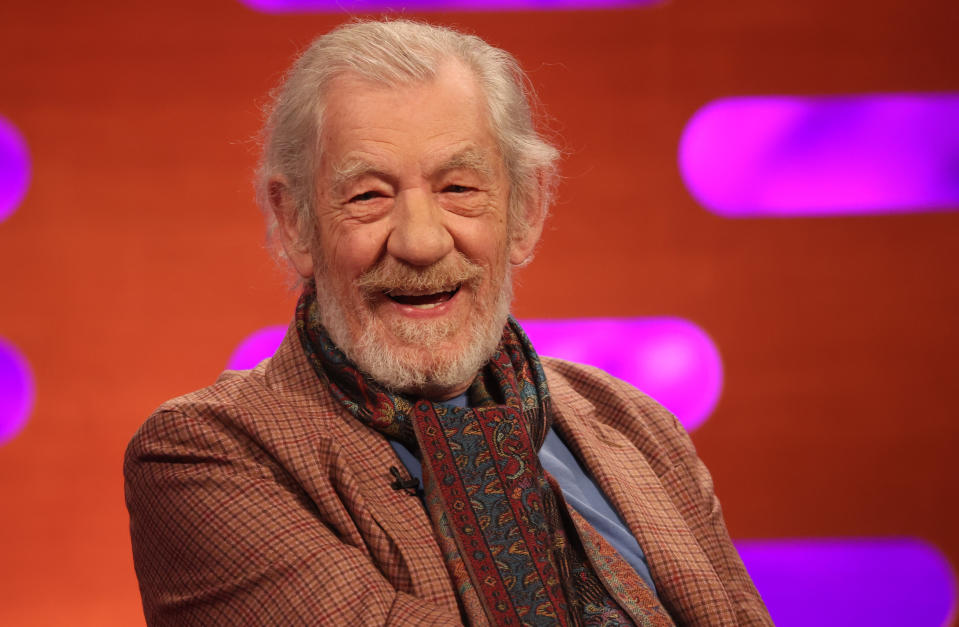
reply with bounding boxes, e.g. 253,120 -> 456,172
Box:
385,288 -> 457,308
389,288 -> 455,297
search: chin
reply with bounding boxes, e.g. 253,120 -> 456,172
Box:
351,314 -> 505,397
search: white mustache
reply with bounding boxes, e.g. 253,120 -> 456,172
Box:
355,253 -> 484,297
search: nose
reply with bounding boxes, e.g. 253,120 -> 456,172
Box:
387,188 -> 454,266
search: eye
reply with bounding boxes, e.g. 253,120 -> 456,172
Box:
348,190 -> 385,203
442,184 -> 475,194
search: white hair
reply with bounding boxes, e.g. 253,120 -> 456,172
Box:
255,19 -> 560,266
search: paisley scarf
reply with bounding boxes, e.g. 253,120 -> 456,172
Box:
296,289 -> 673,626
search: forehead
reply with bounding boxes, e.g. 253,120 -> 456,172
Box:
317,62 -> 503,174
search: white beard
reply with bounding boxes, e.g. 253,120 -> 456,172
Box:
313,254 -> 513,397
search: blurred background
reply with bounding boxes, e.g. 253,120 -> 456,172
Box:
0,0 -> 956,624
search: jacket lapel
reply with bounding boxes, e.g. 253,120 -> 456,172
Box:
265,325 -> 459,612
548,380 -> 738,625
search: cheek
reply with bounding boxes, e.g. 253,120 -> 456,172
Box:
475,229 -> 511,270
447,213 -> 509,261
321,224 -> 388,277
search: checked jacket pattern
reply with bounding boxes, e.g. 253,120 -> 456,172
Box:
125,318 -> 772,626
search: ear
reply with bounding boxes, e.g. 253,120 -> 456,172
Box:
269,176 -> 314,279
508,188 -> 546,266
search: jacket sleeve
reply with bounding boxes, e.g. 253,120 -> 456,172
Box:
660,414 -> 773,627
124,408 -> 462,626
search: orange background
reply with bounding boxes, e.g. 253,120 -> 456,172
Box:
0,0 -> 957,624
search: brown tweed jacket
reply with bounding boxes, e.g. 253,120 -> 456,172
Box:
125,324 -> 772,626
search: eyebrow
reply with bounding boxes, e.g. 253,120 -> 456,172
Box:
329,159 -> 388,195
436,148 -> 496,180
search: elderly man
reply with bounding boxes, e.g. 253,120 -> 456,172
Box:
125,20 -> 771,626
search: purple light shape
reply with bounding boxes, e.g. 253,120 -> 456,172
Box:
0,115 -> 31,223
736,537 -> 957,627
521,318 -> 721,431
239,0 -> 661,13
229,318 -> 722,431
227,325 -> 287,370
0,338 -> 35,446
679,94 -> 959,217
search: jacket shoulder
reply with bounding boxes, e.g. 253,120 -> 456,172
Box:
541,356 -> 695,476
124,367 -> 283,485
125,326 -> 340,474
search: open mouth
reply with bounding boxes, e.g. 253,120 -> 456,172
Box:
385,285 -> 460,309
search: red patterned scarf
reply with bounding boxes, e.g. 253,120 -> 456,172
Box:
296,289 -> 673,626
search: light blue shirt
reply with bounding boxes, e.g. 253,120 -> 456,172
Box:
388,394 -> 658,596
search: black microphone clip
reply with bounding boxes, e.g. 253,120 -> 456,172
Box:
389,466 -> 420,494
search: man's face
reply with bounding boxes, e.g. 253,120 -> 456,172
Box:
286,62 -> 532,399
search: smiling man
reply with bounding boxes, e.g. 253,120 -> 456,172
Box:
289,61 -> 522,399
125,20 -> 771,626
